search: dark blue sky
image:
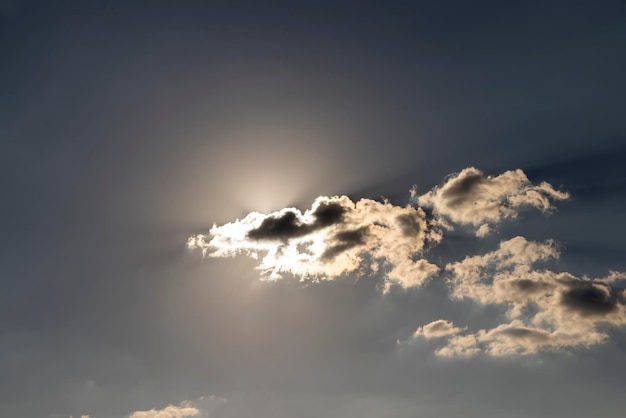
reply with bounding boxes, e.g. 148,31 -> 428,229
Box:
2,1 -> 626,417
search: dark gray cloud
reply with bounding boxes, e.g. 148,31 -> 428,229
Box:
247,210 -> 312,241
559,281 -> 625,317
440,171 -> 485,208
247,201 -> 350,242
509,278 -> 554,295
495,326 -> 551,343
311,200 -> 349,228
321,226 -> 369,261
395,213 -> 423,237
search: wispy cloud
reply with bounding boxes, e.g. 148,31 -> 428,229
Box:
189,167 -> 626,356
412,319 -> 466,339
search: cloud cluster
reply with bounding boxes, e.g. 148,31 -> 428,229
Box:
189,167 -> 568,290
190,166 -> 626,356
416,167 -> 569,236
414,237 -> 626,356
188,195 -> 441,289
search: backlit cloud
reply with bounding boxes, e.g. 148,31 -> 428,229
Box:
190,167 -> 626,356
188,195 -> 440,289
416,167 -> 569,235
424,237 -> 626,356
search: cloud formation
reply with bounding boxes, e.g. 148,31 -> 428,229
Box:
423,237 -> 626,356
129,402 -> 199,418
189,167 -> 626,356
188,195 -> 440,289
416,167 -> 569,235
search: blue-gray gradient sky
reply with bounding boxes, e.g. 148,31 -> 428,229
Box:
2,1 -> 626,417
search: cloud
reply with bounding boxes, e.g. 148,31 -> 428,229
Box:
420,237 -> 626,356
599,270 -> 626,284
188,168 -> 569,286
413,320 -> 466,339
129,402 -> 199,418
416,167 -> 569,232
475,223 -> 492,238
188,195 -> 440,289
67,397 -> 224,418
190,166 -> 626,356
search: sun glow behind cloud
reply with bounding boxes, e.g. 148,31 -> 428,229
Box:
188,195 -> 441,289
189,167 -> 626,356
205,127 -> 344,214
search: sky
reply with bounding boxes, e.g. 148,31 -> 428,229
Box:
2,0 -> 626,417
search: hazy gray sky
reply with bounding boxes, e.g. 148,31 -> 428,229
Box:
2,1 -> 626,417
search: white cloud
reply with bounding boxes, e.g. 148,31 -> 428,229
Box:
129,402 -> 199,418
598,270 -> 626,284
446,236 -> 561,305
475,223 -> 492,238
413,319 -> 466,339
423,237 -> 626,356
416,167 -> 569,229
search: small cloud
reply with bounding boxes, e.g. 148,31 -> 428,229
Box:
598,270 -> 626,284
559,279 -> 624,317
129,402 -> 199,418
475,223 -> 492,238
413,319 -> 466,339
